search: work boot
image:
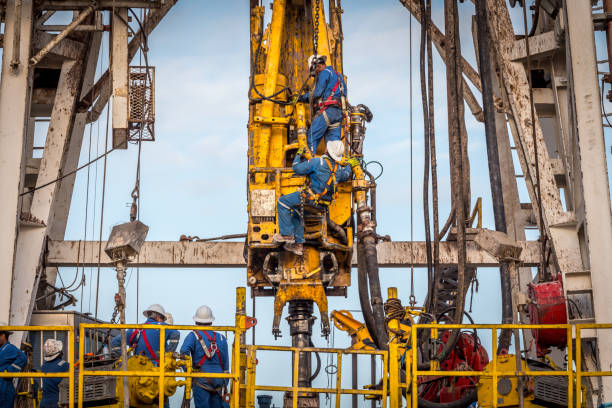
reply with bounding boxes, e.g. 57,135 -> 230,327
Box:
284,243 -> 304,256
272,233 -> 295,244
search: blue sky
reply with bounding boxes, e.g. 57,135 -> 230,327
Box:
5,1 -> 611,406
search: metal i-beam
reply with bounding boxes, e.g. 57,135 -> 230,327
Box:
0,0 -> 34,323
11,56 -> 86,331
111,8 -> 129,148
565,0 -> 612,398
46,240 -> 541,268
485,0 -> 583,281
40,31 -> 103,308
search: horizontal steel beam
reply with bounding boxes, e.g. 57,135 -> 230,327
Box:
37,1 -> 161,9
46,240 -> 541,268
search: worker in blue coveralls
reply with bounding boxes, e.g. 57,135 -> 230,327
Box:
273,140 -> 359,255
180,305 -> 229,408
0,322 -> 26,408
111,304 -> 180,365
296,54 -> 347,154
40,339 -> 68,408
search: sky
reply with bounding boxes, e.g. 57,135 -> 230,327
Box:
3,1 -> 612,406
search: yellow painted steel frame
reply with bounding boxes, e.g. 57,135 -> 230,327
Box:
0,326 -> 75,408
393,323 -> 612,408
241,344 -> 388,408
76,289 -> 246,408
247,0 -> 359,336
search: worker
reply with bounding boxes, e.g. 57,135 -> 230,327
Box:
40,339 -> 68,408
273,140 -> 358,255
180,305 -> 229,408
296,54 -> 347,154
110,304 -> 180,365
163,312 -> 180,352
0,323 -> 26,408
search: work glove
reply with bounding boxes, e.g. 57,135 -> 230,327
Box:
347,157 -> 361,168
296,146 -> 305,156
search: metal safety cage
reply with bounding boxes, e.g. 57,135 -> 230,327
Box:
0,325 -> 75,408
393,323 -> 612,408
128,65 -> 155,142
241,344 -> 388,408
78,322 -> 243,408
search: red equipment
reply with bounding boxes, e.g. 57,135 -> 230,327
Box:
528,280 -> 568,357
419,331 -> 489,403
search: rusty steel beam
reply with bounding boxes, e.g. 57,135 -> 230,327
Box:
46,240 -> 541,268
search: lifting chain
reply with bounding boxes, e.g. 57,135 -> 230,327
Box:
313,0 -> 320,55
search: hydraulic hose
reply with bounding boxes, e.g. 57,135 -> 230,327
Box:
357,240 -> 377,345
308,339 -> 322,382
474,0 -> 513,352
417,389 -> 478,408
363,235 -> 388,350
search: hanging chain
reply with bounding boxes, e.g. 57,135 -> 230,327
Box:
313,0 -> 320,55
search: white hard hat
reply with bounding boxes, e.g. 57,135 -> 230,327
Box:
326,140 -> 345,162
193,305 -> 215,324
143,304 -> 168,321
308,54 -> 326,69
165,312 -> 174,325
43,339 -> 63,361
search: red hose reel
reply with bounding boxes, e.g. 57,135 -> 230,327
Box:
528,279 -> 568,357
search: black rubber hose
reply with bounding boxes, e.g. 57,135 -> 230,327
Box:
357,240 -> 377,347
474,0 -> 513,353
417,389 -> 478,408
308,339 -> 322,382
363,235 -> 388,350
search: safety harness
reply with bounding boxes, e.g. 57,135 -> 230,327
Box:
129,329 -> 159,364
317,68 -> 344,112
301,157 -> 338,206
193,331 -> 228,400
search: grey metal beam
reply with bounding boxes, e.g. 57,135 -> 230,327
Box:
565,0 -> 612,400
46,240 -> 542,268
38,1 -> 161,10
0,0 -> 34,323
11,57 -> 85,330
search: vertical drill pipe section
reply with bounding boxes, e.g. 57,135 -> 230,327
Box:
474,0 -> 513,352
254,0 -> 286,183
29,6 -> 93,65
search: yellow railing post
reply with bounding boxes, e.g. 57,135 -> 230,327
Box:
78,325 -> 85,408
159,327 -> 165,408
292,350 -> 298,408
245,347 -> 256,408
411,325 -> 418,408
234,287 -> 246,408
335,351 -> 342,408
492,328 -> 498,408
382,351 -> 388,408
68,326 -> 74,408
576,326 -> 582,408
387,287 -> 399,408
567,325 -> 573,408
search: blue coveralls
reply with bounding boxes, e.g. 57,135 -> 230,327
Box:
0,342 -> 26,408
40,357 -> 69,408
278,154 -> 352,243
110,318 -> 180,366
298,66 -> 347,152
180,330 -> 230,408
